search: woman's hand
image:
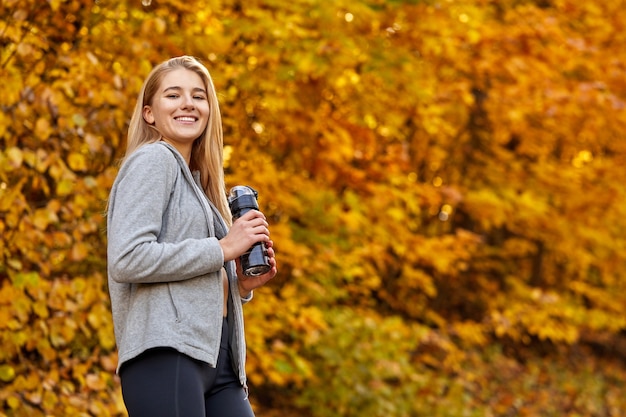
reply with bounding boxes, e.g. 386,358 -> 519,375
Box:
237,240 -> 277,298
219,209 -> 277,297
219,210 -> 270,262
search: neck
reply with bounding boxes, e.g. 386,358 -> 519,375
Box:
161,138 -> 191,165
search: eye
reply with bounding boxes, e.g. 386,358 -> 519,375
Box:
166,94 -> 179,99
194,95 -> 207,100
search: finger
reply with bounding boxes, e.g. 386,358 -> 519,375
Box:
251,225 -> 270,239
241,209 -> 266,221
252,217 -> 269,229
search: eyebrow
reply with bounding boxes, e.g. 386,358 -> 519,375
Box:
162,86 -> 208,94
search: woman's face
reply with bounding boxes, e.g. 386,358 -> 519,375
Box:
143,68 -> 210,157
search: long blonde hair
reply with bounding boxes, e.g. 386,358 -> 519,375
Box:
123,56 -> 231,226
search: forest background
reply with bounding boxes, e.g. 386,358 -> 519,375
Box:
1,0 -> 626,416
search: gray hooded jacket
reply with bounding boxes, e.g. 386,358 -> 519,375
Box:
107,141 -> 250,388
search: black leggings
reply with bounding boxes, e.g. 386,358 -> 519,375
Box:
119,318 -> 254,417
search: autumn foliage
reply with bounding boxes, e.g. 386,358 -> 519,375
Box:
1,0 -> 626,416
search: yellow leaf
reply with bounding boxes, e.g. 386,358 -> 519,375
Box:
99,328 -> 116,350
7,395 -> 20,409
0,365 -> 16,382
71,241 -> 89,261
48,0 -> 61,11
56,179 -> 74,196
85,133 -> 104,153
35,117 -> 52,140
67,152 -> 88,172
33,300 -> 49,318
32,207 -> 58,230
12,271 -> 40,289
87,310 -> 102,329
72,113 -> 87,128
37,338 -> 57,362
16,42 -> 34,57
42,389 -> 58,411
86,373 -> 107,390
0,112 -> 6,138
6,147 -> 23,169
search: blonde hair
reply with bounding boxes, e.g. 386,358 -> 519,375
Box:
123,56 -> 231,226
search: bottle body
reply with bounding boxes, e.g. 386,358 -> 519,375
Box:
228,186 -> 271,276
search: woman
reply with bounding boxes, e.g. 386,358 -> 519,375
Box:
107,56 -> 277,417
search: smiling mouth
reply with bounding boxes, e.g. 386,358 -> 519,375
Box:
175,116 -> 197,122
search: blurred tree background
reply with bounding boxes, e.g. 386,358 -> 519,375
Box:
1,0 -> 626,415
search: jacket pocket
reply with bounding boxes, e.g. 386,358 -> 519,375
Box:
167,283 -> 181,323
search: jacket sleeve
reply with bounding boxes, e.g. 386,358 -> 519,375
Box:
107,145 -> 224,284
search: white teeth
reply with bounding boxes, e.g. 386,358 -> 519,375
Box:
176,117 -> 195,122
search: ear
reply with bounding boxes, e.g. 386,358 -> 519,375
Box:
143,105 -> 155,125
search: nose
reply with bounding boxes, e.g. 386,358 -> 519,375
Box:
181,93 -> 195,109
